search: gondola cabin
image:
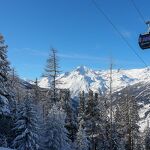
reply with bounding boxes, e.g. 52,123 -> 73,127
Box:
139,21 -> 150,50
139,32 -> 150,49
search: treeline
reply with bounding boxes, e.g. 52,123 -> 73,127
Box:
0,34 -> 150,150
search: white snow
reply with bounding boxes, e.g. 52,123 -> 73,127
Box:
138,103 -> 150,131
38,66 -> 150,97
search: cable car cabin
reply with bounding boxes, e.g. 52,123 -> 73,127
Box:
139,32 -> 150,49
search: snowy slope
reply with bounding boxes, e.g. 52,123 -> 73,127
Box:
38,66 -> 150,97
114,82 -> 150,131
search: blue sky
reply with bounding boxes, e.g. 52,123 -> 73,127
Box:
1,0 -> 150,79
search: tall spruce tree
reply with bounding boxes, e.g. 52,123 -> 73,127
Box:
76,119 -> 89,150
76,91 -> 89,150
85,90 -> 100,150
0,34 -> 13,147
144,121 -> 150,150
12,95 -> 39,150
44,104 -> 71,150
115,92 -> 140,150
78,91 -> 85,123
33,78 -> 40,105
0,34 -> 10,115
61,90 -> 77,143
96,95 -> 110,150
7,68 -> 19,116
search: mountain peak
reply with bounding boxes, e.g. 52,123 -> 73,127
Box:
75,66 -> 91,74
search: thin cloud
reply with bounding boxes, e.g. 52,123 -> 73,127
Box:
121,30 -> 132,38
12,48 -> 48,56
58,53 -> 109,61
12,47 -> 109,61
12,48 -> 140,66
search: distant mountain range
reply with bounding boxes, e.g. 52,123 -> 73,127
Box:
37,66 -> 150,131
38,66 -> 150,97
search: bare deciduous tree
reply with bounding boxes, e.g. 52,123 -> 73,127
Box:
44,48 -> 60,105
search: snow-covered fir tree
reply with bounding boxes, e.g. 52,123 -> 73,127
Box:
115,91 -> 140,150
144,121 -> 150,150
32,78 -> 44,120
85,90 -> 100,150
12,94 -> 39,150
0,134 -> 7,148
0,34 -> 14,148
78,91 -> 86,123
60,90 -> 77,143
0,34 -> 10,115
7,68 -> 19,116
44,104 -> 71,150
76,119 -> 89,150
32,78 -> 40,105
95,95 -> 110,150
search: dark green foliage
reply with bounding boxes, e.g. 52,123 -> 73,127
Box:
85,90 -> 100,150
144,124 -> 150,150
0,115 -> 14,147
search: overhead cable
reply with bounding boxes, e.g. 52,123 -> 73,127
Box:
92,0 -> 148,68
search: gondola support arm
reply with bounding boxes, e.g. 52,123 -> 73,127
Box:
146,21 -> 150,32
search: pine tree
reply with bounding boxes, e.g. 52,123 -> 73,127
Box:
33,78 -> 40,105
115,91 -> 140,150
144,121 -> 150,150
76,119 -> 89,150
113,105 -> 126,150
44,48 -> 60,105
85,90 -> 100,150
78,91 -> 85,123
62,90 -> 77,143
8,69 -> 26,105
32,78 -> 44,121
0,134 -> 7,147
12,95 -> 39,150
126,95 -> 140,150
7,68 -> 19,116
0,34 -> 14,147
44,104 -> 71,150
0,34 -> 10,115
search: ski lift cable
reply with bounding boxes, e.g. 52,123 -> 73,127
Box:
92,0 -> 148,68
130,0 -> 146,25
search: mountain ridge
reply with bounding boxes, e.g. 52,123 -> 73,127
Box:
38,66 -> 150,97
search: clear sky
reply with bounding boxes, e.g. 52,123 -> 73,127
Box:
0,0 -> 150,79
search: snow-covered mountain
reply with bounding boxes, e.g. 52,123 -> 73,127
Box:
38,66 -> 150,131
38,66 -> 150,97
